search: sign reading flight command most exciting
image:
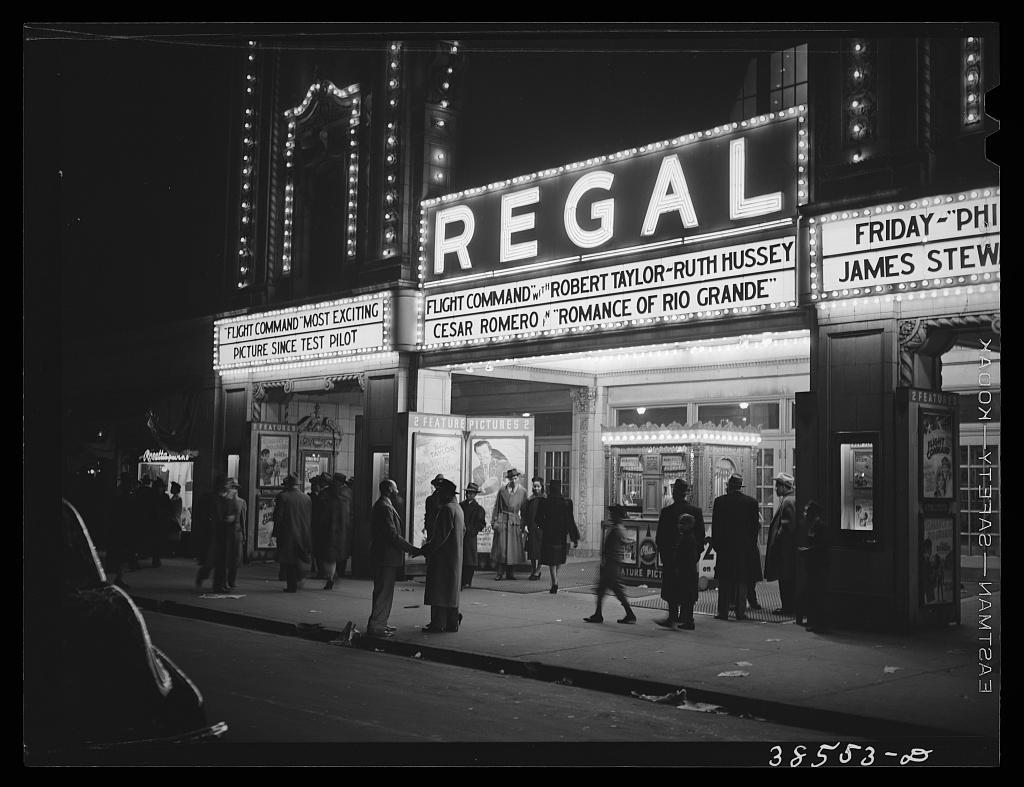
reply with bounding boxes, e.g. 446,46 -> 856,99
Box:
814,191 -> 1000,296
214,292 -> 389,372
419,109 -> 805,347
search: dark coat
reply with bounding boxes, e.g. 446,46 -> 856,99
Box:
765,493 -> 797,582
315,484 -> 353,563
538,493 -> 580,566
369,496 -> 416,568
423,499 -> 464,608
656,500 -> 704,603
523,494 -> 544,558
273,488 -> 312,568
424,491 -> 442,542
666,519 -> 701,605
460,498 -> 486,567
711,490 -> 760,584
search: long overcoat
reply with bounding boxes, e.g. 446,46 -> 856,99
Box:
523,494 -> 544,559
423,499 -> 464,608
274,488 -> 312,569
711,490 -> 761,584
460,498 -> 486,567
538,493 -> 580,566
656,500 -> 704,603
315,483 -> 353,563
765,493 -> 797,582
490,483 -> 527,565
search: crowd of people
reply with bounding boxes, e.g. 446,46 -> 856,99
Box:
104,463 -> 828,637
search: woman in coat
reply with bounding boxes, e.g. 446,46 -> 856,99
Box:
421,479 -> 465,632
537,479 -> 580,594
315,477 -> 351,590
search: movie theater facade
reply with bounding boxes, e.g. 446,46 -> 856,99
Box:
213,104 -> 999,631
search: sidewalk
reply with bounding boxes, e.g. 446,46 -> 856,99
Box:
123,557 -> 1000,740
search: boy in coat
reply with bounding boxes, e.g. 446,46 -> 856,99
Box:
584,504 -> 637,624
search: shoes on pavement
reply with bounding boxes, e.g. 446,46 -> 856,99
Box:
506,572 -> 517,580
678,621 -> 696,630
795,616 -> 806,625
583,614 -> 604,623
529,573 -> 540,580
324,580 -> 334,590
748,602 -> 763,610
421,624 -> 444,633
495,575 -> 504,581
772,608 -> 790,615
367,628 -> 394,638
714,615 -> 730,621
212,586 -> 229,593
735,616 -> 747,621
384,625 -> 397,633
618,615 -> 637,625
655,618 -> 678,629
283,587 -> 297,593
549,584 -> 558,594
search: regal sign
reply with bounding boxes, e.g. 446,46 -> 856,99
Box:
421,110 -> 804,287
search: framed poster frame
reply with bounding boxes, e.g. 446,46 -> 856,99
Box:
257,433 -> 290,490
919,409 -> 955,501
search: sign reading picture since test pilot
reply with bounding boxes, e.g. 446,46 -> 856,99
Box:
814,191 -> 999,296
420,110 -> 804,348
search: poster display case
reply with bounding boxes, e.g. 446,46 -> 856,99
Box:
602,423 -> 760,583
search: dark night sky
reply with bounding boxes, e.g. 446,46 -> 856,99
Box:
28,24 -> 905,344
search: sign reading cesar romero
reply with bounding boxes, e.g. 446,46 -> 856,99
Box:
420,110 -> 803,346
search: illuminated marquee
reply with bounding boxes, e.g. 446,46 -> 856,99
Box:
214,292 -> 390,373
810,189 -> 999,300
419,108 -> 806,287
423,236 -> 797,347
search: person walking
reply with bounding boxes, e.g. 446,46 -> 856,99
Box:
537,479 -> 579,594
584,504 -> 637,624
192,480 -> 218,588
523,475 -> 545,580
210,477 -> 246,592
421,478 -> 465,633
137,475 -> 160,567
655,479 -> 704,628
491,469 -> 527,580
765,472 -> 798,615
460,482 -> 486,589
273,474 -> 312,593
367,479 -> 421,637
167,481 -> 184,558
316,476 -> 351,590
711,474 -> 760,621
334,473 -> 354,579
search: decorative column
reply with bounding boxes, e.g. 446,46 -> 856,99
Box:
570,385 -> 603,556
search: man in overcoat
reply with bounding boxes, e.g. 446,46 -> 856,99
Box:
335,473 -> 354,578
655,478 -> 704,628
523,475 -> 545,580
423,473 -> 446,543
765,472 -> 798,615
212,477 -> 246,592
316,476 -> 352,590
273,474 -> 312,593
460,482 -> 486,589
367,479 -> 420,637
711,474 -> 760,621
421,478 -> 465,633
490,468 -> 527,580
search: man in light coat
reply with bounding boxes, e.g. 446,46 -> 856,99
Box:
765,472 -> 798,615
273,474 -> 312,593
421,478 -> 465,633
490,468 -> 527,580
367,479 -> 420,637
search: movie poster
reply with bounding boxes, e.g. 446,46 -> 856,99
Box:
921,516 -> 955,605
921,411 -> 954,500
256,496 -> 277,549
411,432 -> 463,548
468,436 -> 528,526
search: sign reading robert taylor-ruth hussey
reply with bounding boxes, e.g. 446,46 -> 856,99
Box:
213,292 -> 389,372
419,110 -> 804,345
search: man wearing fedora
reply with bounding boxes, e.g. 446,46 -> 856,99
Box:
765,472 -> 798,615
655,479 -> 704,628
711,474 -> 761,621
421,477 -> 465,633
211,477 -> 246,593
273,474 -> 312,593
423,473 -> 447,543
367,479 -> 420,638
460,482 -> 486,589
490,468 -> 527,580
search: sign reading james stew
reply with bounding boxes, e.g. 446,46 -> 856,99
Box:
421,112 -> 802,286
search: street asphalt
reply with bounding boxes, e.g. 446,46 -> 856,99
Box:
122,556 -> 1001,745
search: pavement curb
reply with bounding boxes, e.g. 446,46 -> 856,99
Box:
133,594 -> 969,741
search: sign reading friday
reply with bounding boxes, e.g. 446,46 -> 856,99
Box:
214,293 -> 389,372
424,236 -> 796,345
818,193 -> 999,292
421,113 -> 801,284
